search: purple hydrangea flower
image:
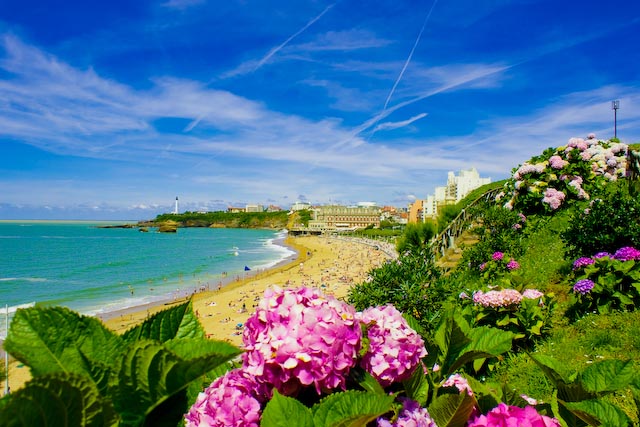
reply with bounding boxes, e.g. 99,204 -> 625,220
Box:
467,403 -> 561,427
479,262 -> 487,271
573,279 -> 595,295
358,305 -> 427,387
377,398 -> 436,427
506,259 -> 520,271
242,286 -> 362,396
185,369 -> 266,427
593,252 -> 611,259
572,257 -> 595,270
613,246 -> 640,261
492,251 -> 504,261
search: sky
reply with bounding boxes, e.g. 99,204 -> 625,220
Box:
0,0 -> 639,220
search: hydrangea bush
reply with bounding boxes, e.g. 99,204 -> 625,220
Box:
460,287 -> 554,348
185,286 -> 559,427
568,246 -> 640,317
498,134 -> 628,214
477,251 -> 521,282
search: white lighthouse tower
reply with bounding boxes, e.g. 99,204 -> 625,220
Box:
174,197 -> 179,214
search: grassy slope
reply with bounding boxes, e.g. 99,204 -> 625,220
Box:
482,204 -> 640,420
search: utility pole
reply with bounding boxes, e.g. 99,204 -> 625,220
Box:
612,100 -> 620,138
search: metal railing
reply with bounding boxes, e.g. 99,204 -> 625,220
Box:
431,187 -> 503,259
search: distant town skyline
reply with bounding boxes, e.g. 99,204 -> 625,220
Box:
1,0 -> 639,220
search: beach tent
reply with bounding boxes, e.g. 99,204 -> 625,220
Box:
244,266 -> 251,271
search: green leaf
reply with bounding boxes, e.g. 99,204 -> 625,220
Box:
348,367 -> 386,396
4,306 -> 123,377
0,373 -> 118,427
447,326 -> 515,374
312,390 -> 395,427
122,300 -> 205,343
261,390 -> 314,427
580,359 -> 637,395
562,399 -> 631,426
528,354 -> 571,387
403,365 -> 429,405
109,340 -> 239,426
165,338 -> 241,361
428,392 -> 476,427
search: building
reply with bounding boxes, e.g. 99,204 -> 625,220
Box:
447,167 -> 491,203
308,205 -> 381,231
227,206 -> 245,213
245,204 -> 264,213
416,167 -> 491,221
408,200 -> 424,223
290,201 -> 312,211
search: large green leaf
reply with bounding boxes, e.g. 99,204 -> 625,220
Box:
529,354 -> 572,387
428,392 -> 476,427
403,365 -> 429,406
109,340 -> 240,426
260,390 -> 314,427
447,326 -> 515,374
562,399 -> 631,426
348,367 -> 386,396
580,359 -> 637,395
312,390 -> 395,427
122,301 -> 204,343
4,306 -> 123,377
0,373 -> 118,427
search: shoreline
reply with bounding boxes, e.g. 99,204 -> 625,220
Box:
94,235 -> 302,323
3,235 -> 395,392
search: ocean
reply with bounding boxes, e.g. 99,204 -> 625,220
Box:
0,221 -> 294,332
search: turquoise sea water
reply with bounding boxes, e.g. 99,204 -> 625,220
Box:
0,221 -> 294,329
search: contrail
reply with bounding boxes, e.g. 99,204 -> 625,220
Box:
254,2 -> 337,71
383,0 -> 439,110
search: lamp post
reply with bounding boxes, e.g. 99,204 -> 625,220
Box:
612,100 -> 620,139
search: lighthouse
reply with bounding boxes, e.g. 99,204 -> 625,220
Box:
174,197 -> 179,214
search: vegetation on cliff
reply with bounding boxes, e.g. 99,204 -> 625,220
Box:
153,211 -> 290,229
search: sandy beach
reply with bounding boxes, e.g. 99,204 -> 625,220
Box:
4,234 -> 395,392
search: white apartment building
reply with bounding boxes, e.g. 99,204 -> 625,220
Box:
419,167 -> 491,220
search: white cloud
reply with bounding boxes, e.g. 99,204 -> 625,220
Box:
374,113 -> 428,132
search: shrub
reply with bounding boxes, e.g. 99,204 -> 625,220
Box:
567,247 -> 640,317
499,134 -> 628,214
562,183 -> 640,258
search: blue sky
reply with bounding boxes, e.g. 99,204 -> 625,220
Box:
1,0 -> 639,220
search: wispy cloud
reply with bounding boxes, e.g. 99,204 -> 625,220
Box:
374,113 -> 428,132
161,0 -> 205,10
287,29 -> 392,52
222,3 -> 337,78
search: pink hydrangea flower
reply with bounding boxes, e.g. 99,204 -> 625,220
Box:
185,368 -> 266,427
358,305 -> 427,387
542,188 -> 566,210
549,155 -> 568,170
506,259 -> 520,270
242,286 -> 362,395
377,398 -> 436,427
473,289 -> 523,308
441,373 -> 473,396
522,289 -> 544,300
467,403 -> 561,427
492,251 -> 504,261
